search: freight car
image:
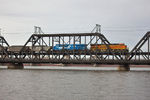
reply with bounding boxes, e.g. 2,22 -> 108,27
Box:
90,43 -> 128,52
7,46 -> 31,53
7,46 -> 52,54
29,46 -> 52,53
53,44 -> 87,51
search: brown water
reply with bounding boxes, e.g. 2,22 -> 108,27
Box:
0,69 -> 150,100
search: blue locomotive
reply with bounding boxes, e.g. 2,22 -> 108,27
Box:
53,44 -> 69,50
53,44 -> 87,51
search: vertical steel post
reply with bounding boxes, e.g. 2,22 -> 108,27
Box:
59,36 -> 60,60
96,35 -> 98,60
73,36 -> 75,60
90,35 -> 92,60
85,36 -> 86,60
48,37 -> 50,59
69,36 -> 71,60
52,36 -> 54,59
63,36 -> 64,60
79,36 -> 81,60
148,37 -> 149,59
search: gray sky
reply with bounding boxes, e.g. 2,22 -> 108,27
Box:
0,0 -> 150,50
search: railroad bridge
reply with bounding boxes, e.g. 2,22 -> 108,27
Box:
0,25 -> 150,71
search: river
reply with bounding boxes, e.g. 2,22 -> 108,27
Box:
0,67 -> 150,100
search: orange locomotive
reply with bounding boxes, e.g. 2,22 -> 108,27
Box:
90,43 -> 128,52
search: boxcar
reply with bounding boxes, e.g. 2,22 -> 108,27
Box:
7,46 -> 30,53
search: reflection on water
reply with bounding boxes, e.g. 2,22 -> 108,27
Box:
0,68 -> 150,100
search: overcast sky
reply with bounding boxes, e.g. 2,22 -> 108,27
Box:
0,0 -> 150,50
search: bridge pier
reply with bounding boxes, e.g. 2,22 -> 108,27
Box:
7,63 -> 24,69
61,63 -> 67,67
93,64 -> 98,67
118,64 -> 130,71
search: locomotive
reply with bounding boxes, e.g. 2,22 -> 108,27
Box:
53,44 -> 87,51
90,43 -> 128,52
53,43 -> 128,52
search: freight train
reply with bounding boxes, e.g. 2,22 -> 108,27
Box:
53,43 -> 128,52
5,43 -> 128,53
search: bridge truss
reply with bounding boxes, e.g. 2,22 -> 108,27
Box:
128,31 -> 150,64
0,26 -> 150,65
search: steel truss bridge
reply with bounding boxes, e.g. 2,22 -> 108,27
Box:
0,25 -> 150,70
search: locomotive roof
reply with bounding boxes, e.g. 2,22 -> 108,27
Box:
91,43 -> 125,45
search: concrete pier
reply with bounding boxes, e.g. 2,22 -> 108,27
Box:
61,64 -> 67,67
118,64 -> 130,71
7,63 -> 24,69
93,64 -> 98,67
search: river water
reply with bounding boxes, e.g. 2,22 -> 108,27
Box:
0,67 -> 150,100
